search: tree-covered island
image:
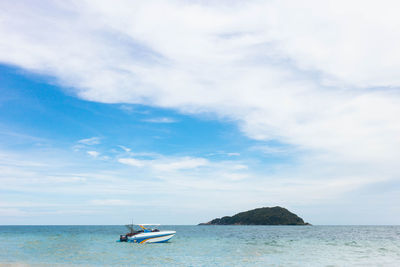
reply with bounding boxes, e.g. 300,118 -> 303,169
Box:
199,206 -> 310,225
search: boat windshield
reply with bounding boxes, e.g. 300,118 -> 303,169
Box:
125,224 -> 160,234
138,224 -> 160,232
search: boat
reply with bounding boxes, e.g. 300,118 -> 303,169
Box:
119,224 -> 176,244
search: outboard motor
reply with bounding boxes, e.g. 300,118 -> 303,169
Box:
120,235 -> 128,242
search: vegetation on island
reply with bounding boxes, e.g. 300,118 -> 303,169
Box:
199,206 -> 310,225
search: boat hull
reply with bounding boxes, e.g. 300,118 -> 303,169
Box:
128,230 -> 176,244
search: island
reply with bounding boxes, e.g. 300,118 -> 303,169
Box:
199,206 -> 310,225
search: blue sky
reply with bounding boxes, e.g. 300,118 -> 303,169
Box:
1,0 -> 400,225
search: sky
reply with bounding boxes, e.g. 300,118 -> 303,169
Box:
0,0 -> 400,225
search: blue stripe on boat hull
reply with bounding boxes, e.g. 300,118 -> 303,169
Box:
128,234 -> 174,243
152,239 -> 170,243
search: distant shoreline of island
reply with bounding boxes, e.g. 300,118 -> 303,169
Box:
199,206 -> 311,226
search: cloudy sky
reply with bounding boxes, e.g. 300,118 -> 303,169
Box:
1,0 -> 399,225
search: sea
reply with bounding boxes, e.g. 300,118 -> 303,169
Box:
0,225 -> 399,266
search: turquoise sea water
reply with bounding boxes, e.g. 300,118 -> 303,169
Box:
0,225 -> 399,266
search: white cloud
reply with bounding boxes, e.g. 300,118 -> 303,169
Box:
118,157 -> 145,167
142,117 -> 178,123
118,145 -> 131,152
250,145 -> 292,155
87,150 -> 100,158
119,105 -> 134,113
231,164 -> 247,170
0,0 -> 399,170
118,156 -> 208,171
78,137 -> 100,145
153,157 -> 209,172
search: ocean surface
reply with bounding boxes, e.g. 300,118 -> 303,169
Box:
0,225 -> 399,266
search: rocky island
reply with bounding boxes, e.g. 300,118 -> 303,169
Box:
199,206 -> 310,225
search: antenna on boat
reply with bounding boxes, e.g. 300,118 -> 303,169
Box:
125,219 -> 135,234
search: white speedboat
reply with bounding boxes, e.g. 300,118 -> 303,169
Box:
119,224 -> 176,244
